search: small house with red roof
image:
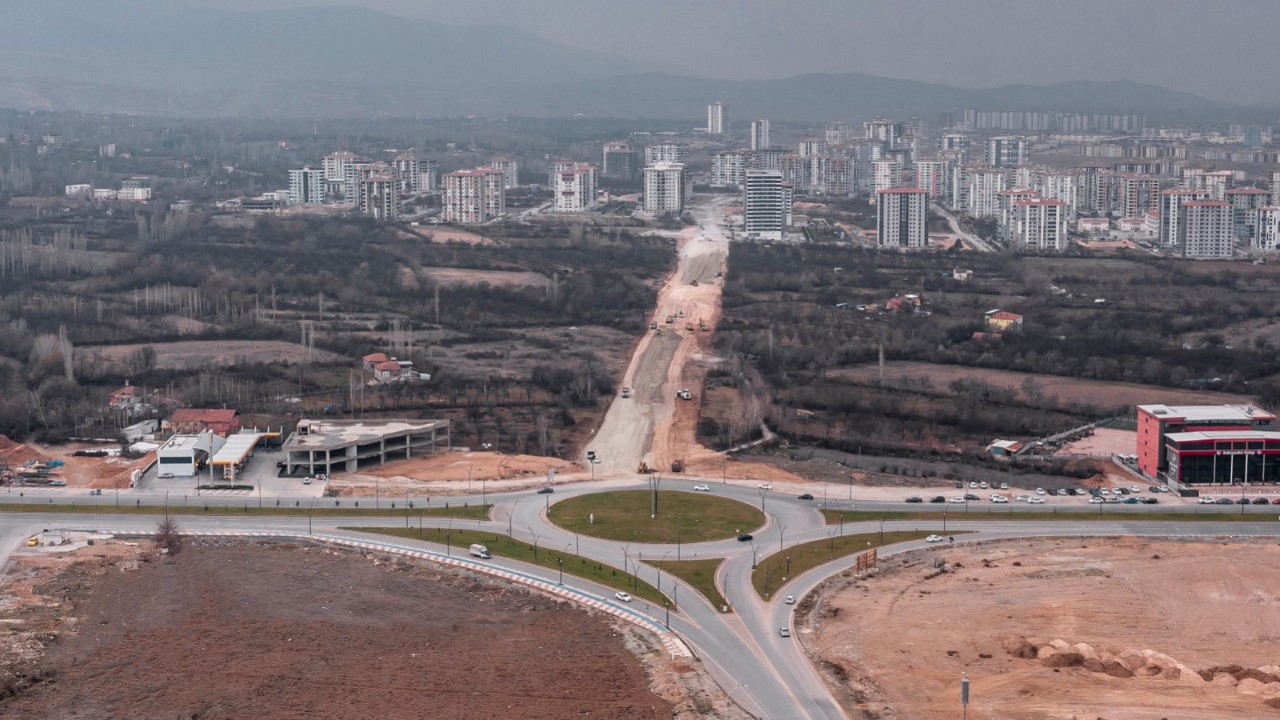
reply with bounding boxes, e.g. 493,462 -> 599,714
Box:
984,309 -> 1023,332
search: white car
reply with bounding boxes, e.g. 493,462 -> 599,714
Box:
302,476 -> 312,485
784,595 -> 796,605
614,592 -> 632,603
1035,488 -> 1046,495
1015,495 -> 1031,502
1099,488 -> 1109,495
1057,489 -> 1068,496
969,481 -> 978,489
925,534 -> 945,543
991,495 -> 1009,503
1198,496 -> 1217,504
1027,497 -> 1045,504
693,484 -> 710,491
950,496 -> 966,503
999,482 -> 1009,490
757,483 -> 773,490
1088,496 -> 1104,504
1130,485 -> 1141,493
979,481 -> 989,489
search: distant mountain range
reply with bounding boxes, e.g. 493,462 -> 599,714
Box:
0,1 -> 1262,122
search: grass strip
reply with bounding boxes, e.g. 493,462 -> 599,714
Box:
548,490 -> 765,543
751,530 -> 942,599
0,501 -> 491,519
347,526 -> 671,607
650,558 -> 728,613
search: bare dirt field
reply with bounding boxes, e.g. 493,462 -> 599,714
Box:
832,361 -> 1250,408
352,450 -> 579,495
422,325 -> 634,382
419,267 -> 547,287
804,537 -> 1280,720
1055,427 -> 1136,457
78,340 -> 343,370
1,436 -> 153,489
0,539 -> 687,719
406,226 -> 498,246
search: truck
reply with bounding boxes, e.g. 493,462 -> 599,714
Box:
468,544 -> 491,559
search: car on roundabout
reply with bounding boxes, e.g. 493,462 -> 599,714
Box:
930,496 -> 946,503
536,487 -> 554,494
784,595 -> 796,605
737,533 -> 753,542
757,483 -> 773,490
949,496 -> 966,503
798,493 -> 814,500
692,484 -> 710,491
904,496 -> 923,503
778,627 -> 791,638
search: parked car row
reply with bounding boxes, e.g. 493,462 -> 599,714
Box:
1199,496 -> 1280,505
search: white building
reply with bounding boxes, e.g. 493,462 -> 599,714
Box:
1179,200 -> 1234,259
998,188 -> 1040,242
869,159 -> 903,198
358,171 -> 400,220
323,151 -> 361,182
1202,170 -> 1233,200
967,168 -> 1008,218
985,136 -> 1028,168
644,143 -> 688,165
742,170 -> 791,240
864,118 -> 899,148
118,178 -> 152,202
711,150 -> 749,187
1035,171 -> 1079,219
1119,175 -> 1160,220
707,101 -> 728,134
551,163 -> 598,213
443,168 -> 506,223
643,162 -> 688,214
1158,188 -> 1209,246
798,139 -> 828,157
64,183 -> 92,198
1255,206 -> 1280,250
93,188 -> 118,200
1271,170 -> 1280,207
876,187 -> 929,249
157,431 -> 225,477
1013,199 -> 1067,251
749,119 -> 771,151
489,157 -> 519,189
1226,188 -> 1270,239
913,160 -> 948,203
393,152 -> 437,194
288,167 -> 325,205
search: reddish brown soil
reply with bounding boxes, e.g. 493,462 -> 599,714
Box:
1,541 -> 671,720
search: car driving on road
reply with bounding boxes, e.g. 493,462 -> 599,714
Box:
693,484 -> 710,491
614,592 -> 632,603
925,535 -> 944,543
778,627 -> 791,638
536,487 -> 554,494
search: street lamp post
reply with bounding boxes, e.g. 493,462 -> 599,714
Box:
779,524 -> 786,553
759,488 -> 767,513
557,557 -> 564,585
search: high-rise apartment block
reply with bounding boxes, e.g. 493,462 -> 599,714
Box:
645,143 -> 688,165
1226,188 -> 1270,239
707,102 -> 728,134
288,167 -> 325,205
602,143 -> 637,179
985,136 -> 1028,168
1255,206 -> 1280,251
1159,188 -> 1209,246
869,159 -> 903,197
876,187 -> 929,249
392,151 -> 437,194
966,168 -> 1008,218
711,150 -> 749,187
1119,175 -> 1160,219
749,119 -> 771,151
643,162 -> 689,214
1178,201 -> 1234,259
488,157 -> 519,190
443,168 -> 506,223
1270,170 -> 1280,207
551,163 -> 598,213
323,151 -> 361,182
742,170 -> 792,241
913,160 -> 948,203
1013,199 -> 1066,251
358,170 -> 400,221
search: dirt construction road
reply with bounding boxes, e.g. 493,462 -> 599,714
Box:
587,199 -> 729,476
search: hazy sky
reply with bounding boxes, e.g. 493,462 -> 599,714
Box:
199,0 -> 1280,104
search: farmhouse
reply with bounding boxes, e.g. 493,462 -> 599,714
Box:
984,310 -> 1023,332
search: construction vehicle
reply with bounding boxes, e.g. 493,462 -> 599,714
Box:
690,280 -> 699,287
665,315 -> 675,324
698,320 -> 707,332
677,389 -> 692,400
685,322 -> 694,331
671,459 -> 685,473
637,462 -> 653,474
620,387 -> 631,398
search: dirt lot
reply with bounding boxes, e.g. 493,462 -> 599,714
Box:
405,226 -> 498,245
78,340 -> 343,370
351,450 -> 580,495
419,267 -> 547,287
804,537 -> 1280,719
1055,427 -> 1136,457
1,437 -> 153,489
832,361 -> 1250,408
0,539 -> 691,719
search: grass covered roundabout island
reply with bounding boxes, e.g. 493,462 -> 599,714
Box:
548,489 -> 766,543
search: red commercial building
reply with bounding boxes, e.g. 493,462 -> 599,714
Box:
1163,430 -> 1280,487
1136,404 -> 1275,482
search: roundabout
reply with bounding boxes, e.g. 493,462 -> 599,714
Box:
547,489 -> 767,544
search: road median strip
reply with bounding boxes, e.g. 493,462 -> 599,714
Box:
751,530 -> 946,599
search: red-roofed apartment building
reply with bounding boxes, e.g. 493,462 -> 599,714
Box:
169,408 -> 240,436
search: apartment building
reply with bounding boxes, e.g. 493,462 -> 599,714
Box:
602,143 -> 637,179
869,159 -> 903,198
288,167 -> 325,205
707,101 -> 728,134
323,151 -> 361,182
998,188 -> 1040,243
1119,175 -> 1160,220
711,150 -> 749,188
967,168 -> 1008,218
550,163 -> 598,213
876,187 -> 929,249
913,160 -> 948,203
985,136 -> 1028,168
749,119 -> 771,151
643,162 -> 688,214
1013,199 -> 1067,251
1255,206 -> 1280,251
358,170 -> 400,221
742,170 -> 792,240
1178,200 -> 1234,259
1226,188 -> 1270,239
1158,187 -> 1209,246
644,143 -> 689,165
1270,170 -> 1280,206
443,168 -> 506,223
488,157 -> 519,190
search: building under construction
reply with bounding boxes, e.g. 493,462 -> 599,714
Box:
282,418 -> 450,476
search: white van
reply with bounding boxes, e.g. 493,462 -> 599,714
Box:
468,544 -> 491,559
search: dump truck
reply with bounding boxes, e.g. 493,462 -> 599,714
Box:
671,459 -> 685,473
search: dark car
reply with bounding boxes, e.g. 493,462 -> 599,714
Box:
1066,488 -> 1078,496
1253,497 -> 1271,505
1217,498 -> 1234,505
1142,497 -> 1159,505
536,487 -> 554,494
1236,498 -> 1251,505
737,533 -> 753,542
1273,498 -> 1280,505
954,481 -> 964,489
964,493 -> 979,501
930,496 -> 946,503
905,496 -> 923,503
798,493 -> 814,500
1123,497 -> 1138,504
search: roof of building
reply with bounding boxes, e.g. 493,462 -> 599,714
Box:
211,432 -> 263,466
1182,200 -> 1231,207
362,352 -> 389,363
373,361 -> 402,371
1161,187 -> 1206,195
158,434 -> 207,452
171,408 -> 237,425
111,385 -> 140,397
877,187 -> 927,194
1226,188 -> 1269,194
1138,404 -> 1276,422
1016,199 -> 1065,206
283,419 -> 447,451
988,311 -> 1023,321
1165,430 -> 1280,443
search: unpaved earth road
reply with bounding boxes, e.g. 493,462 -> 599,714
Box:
587,198 -> 730,476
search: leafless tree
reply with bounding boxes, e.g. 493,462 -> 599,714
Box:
155,516 -> 183,555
